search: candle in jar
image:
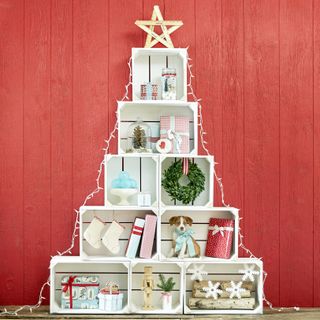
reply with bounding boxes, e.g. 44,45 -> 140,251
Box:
161,67 -> 177,100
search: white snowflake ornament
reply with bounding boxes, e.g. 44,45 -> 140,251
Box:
188,264 -> 208,281
226,281 -> 246,299
238,264 -> 260,282
203,281 -> 222,299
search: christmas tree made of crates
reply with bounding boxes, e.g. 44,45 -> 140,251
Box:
50,6 -> 263,315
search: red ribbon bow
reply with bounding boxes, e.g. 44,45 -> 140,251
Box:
62,276 -> 76,308
62,276 -> 76,293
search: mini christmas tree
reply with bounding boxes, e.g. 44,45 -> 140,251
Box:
157,274 -> 176,292
133,125 -> 147,149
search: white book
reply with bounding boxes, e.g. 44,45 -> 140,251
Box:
125,217 -> 145,259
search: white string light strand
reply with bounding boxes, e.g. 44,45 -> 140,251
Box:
186,50 -> 299,312
186,51 -> 229,208
1,50 -> 299,315
0,58 -> 133,317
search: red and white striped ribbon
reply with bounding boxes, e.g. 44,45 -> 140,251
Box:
183,158 -> 189,175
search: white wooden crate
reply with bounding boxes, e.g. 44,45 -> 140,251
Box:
104,154 -> 159,208
184,259 -> 263,315
50,256 -> 130,314
130,261 -> 184,314
79,206 -> 159,260
160,207 -> 239,261
132,48 -> 187,101
117,100 -> 198,154
160,155 -> 214,207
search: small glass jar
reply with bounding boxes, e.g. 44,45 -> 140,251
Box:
140,83 -> 159,100
126,118 -> 152,153
161,67 -> 177,100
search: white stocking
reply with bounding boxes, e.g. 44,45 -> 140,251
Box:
102,221 -> 125,254
83,217 -> 105,249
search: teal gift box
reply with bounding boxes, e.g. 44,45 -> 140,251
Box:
61,275 -> 99,309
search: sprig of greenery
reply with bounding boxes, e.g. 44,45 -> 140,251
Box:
162,159 -> 205,204
157,274 -> 176,292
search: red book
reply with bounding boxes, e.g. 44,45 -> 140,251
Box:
205,218 -> 234,259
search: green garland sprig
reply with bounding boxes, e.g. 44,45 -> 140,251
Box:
162,159 -> 205,205
157,274 -> 176,292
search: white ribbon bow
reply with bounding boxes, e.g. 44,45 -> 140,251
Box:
208,225 -> 234,237
167,128 -> 183,153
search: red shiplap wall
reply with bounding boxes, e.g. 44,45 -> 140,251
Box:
0,0 -> 319,307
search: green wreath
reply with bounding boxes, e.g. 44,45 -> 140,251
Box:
162,159 -> 205,205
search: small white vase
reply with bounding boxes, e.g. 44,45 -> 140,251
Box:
161,292 -> 172,311
110,188 -> 138,205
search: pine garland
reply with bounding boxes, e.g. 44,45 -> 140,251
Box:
162,159 -> 205,205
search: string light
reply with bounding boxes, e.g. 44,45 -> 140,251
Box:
186,51 -> 298,312
1,51 -> 298,315
0,57 -> 133,317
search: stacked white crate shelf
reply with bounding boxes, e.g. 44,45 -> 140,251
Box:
184,259 -> 263,314
50,47 -> 263,315
79,206 -> 159,261
50,257 -> 130,314
104,154 -> 159,208
118,101 -> 198,154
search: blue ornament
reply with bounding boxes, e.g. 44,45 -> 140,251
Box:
111,171 -> 138,189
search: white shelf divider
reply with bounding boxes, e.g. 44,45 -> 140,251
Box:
129,260 -> 184,314
160,206 -> 238,261
104,154 -> 159,208
117,100 -> 198,154
79,206 -> 159,261
159,155 -> 214,207
184,259 -> 263,315
132,48 -> 187,101
50,256 -> 130,314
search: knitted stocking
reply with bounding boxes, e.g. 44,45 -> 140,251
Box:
102,221 -> 125,254
83,217 -> 105,249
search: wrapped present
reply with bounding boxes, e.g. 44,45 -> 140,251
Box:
125,217 -> 145,258
160,115 -> 190,154
205,218 -> 234,259
98,281 -> 124,312
61,275 -> 99,309
98,293 -> 124,312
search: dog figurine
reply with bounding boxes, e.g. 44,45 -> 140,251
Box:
168,216 -> 200,259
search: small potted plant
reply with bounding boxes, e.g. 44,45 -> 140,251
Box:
157,274 -> 176,311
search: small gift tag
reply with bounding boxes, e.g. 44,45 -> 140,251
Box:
137,192 -> 152,206
156,138 -> 172,154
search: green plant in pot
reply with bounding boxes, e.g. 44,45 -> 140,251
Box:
157,274 -> 176,311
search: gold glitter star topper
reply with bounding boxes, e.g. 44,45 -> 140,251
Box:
135,5 -> 183,48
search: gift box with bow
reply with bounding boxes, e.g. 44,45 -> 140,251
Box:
160,115 -> 190,154
205,218 -> 234,259
61,275 -> 99,309
98,281 -> 123,312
